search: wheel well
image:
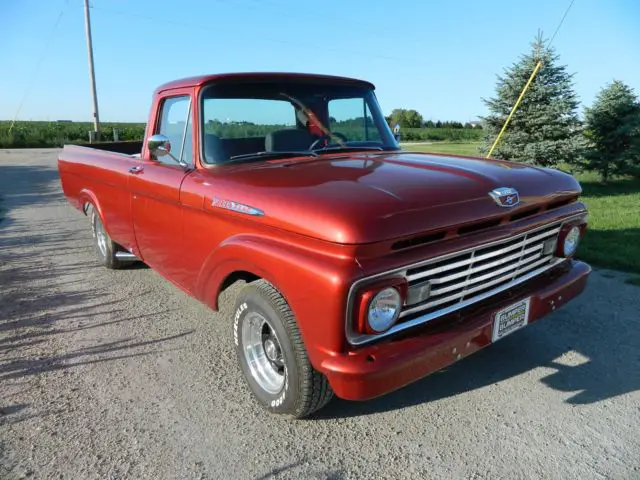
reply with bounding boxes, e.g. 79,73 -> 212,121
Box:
217,270 -> 261,307
220,270 -> 261,291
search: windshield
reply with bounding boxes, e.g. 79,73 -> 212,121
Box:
199,80 -> 400,164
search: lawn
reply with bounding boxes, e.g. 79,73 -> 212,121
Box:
400,142 -> 640,276
401,141 -> 482,157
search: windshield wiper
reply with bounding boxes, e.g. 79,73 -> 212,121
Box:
226,150 -> 318,164
312,145 -> 385,154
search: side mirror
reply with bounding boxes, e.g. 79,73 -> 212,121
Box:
148,134 -> 171,158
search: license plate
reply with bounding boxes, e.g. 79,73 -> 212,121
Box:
492,297 -> 531,342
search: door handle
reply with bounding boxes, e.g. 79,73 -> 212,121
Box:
128,166 -> 144,174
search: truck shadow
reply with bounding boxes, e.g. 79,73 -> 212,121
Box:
315,271 -> 640,419
0,163 -> 64,209
0,160 -> 193,395
0,331 -> 192,382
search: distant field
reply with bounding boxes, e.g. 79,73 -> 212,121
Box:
401,141 -> 482,157
0,120 -> 146,148
400,127 -> 483,142
0,120 -> 482,149
401,141 -> 640,276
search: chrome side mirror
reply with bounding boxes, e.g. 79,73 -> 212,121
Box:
148,134 -> 171,158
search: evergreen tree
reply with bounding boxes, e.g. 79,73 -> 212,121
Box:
479,32 -> 584,167
580,80 -> 640,181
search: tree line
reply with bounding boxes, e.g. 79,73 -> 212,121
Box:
479,32 -> 639,181
385,32 -> 639,182
384,110 -> 482,130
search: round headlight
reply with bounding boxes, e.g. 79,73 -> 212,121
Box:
563,226 -> 581,256
368,287 -> 402,332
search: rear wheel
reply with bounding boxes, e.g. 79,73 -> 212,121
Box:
90,208 -> 124,269
233,279 -> 333,418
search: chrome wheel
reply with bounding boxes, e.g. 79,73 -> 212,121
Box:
241,312 -> 285,395
94,216 -> 108,257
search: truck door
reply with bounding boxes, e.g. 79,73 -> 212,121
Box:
129,93 -> 194,289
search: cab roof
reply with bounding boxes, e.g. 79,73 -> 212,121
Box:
154,72 -> 375,93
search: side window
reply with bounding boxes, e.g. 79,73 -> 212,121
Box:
157,95 -> 193,165
328,97 -> 381,142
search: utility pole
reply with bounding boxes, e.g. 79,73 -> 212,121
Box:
83,0 -> 100,141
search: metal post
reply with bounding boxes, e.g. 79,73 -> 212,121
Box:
83,0 -> 100,141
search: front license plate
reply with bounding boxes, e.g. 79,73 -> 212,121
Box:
492,297 -> 531,343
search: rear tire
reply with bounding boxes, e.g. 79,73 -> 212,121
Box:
233,279 -> 333,418
90,208 -> 124,270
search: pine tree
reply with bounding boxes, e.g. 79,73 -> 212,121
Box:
580,80 -> 640,181
479,32 -> 584,167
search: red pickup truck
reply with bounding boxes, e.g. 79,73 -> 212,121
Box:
57,72 -> 591,418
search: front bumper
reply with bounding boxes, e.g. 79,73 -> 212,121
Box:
320,259 -> 591,401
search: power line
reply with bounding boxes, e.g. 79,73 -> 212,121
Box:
9,4 -> 66,133
547,0 -> 576,50
89,5 -> 415,65
486,0 -> 578,158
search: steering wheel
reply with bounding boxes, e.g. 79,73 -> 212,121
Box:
309,132 -> 348,150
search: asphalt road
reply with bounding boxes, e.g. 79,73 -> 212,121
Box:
1,148 -> 639,480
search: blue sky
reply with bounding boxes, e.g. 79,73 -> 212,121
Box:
2,0 -> 639,123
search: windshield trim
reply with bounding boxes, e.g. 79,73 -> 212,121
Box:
197,79 -> 401,167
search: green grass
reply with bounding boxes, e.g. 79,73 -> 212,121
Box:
401,141 -> 640,274
575,171 -> 640,274
402,141 -> 482,157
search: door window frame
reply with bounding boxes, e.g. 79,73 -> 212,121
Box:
154,93 -> 194,166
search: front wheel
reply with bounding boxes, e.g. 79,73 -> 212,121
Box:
233,279 -> 333,418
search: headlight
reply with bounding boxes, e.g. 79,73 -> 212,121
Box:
563,226 -> 581,256
368,287 -> 402,332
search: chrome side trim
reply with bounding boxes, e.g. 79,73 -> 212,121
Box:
115,251 -> 138,261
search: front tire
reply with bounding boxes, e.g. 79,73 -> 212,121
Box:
233,279 -> 333,418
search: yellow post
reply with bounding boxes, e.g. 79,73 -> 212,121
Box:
486,60 -> 543,158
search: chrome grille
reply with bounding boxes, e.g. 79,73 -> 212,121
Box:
345,217 -> 578,346
401,222 -> 562,320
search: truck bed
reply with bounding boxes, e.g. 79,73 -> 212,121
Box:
73,140 -> 143,156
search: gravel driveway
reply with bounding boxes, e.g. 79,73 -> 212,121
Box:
1,148 -> 638,480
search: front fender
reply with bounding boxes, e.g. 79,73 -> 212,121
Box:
195,233 -> 363,366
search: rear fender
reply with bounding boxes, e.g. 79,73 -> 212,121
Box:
78,188 -> 111,236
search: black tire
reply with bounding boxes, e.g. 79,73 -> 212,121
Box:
233,279 -> 333,418
90,208 -> 124,270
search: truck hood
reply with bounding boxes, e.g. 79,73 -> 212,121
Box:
204,152 -> 582,244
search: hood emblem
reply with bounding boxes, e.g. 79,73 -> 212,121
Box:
211,197 -> 264,216
489,187 -> 520,208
